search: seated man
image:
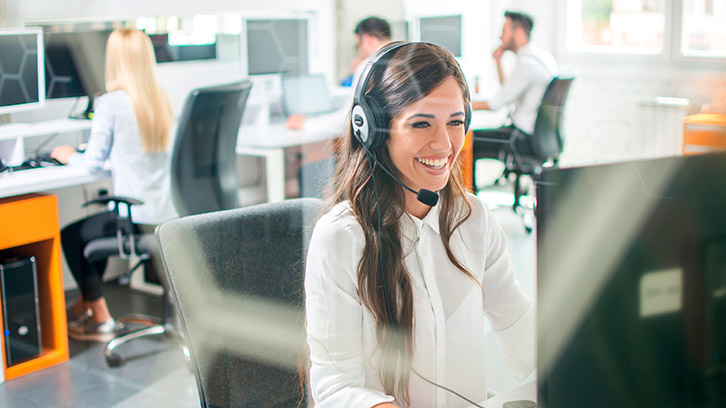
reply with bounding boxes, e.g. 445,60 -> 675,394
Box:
472,11 -> 558,162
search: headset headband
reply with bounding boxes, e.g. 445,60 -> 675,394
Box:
352,41 -> 409,107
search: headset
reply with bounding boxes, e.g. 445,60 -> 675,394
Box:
351,42 -> 472,151
351,42 -> 485,408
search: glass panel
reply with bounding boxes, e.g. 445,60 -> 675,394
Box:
568,0 -> 666,53
682,0 -> 726,57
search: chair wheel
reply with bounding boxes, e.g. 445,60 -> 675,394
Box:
105,353 -> 124,367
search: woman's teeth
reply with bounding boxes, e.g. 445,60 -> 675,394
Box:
416,157 -> 448,170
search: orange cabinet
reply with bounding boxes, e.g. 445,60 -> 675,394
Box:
682,113 -> 726,155
0,194 -> 68,382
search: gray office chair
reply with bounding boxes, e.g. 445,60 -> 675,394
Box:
170,81 -> 253,216
156,198 -> 322,408
473,74 -> 575,232
95,81 -> 253,366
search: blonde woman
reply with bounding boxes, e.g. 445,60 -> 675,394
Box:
52,28 -> 178,342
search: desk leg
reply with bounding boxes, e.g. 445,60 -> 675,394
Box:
266,148 -> 286,202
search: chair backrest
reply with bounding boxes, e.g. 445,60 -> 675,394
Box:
156,198 -> 323,408
531,74 -> 576,161
170,81 -> 253,217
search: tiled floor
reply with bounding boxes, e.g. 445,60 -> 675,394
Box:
0,283 -> 198,408
0,190 -> 537,407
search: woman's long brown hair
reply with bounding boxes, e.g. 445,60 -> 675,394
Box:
322,42 -> 475,404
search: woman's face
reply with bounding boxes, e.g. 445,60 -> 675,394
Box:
387,76 -> 466,197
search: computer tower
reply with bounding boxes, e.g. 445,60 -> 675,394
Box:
0,256 -> 42,367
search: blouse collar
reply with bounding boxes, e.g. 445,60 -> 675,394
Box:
402,203 -> 441,240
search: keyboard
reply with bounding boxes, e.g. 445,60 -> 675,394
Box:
9,153 -> 64,172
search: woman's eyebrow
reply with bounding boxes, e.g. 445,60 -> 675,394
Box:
406,113 -> 435,120
406,111 -> 465,120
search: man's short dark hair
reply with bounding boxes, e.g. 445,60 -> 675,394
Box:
355,17 -> 391,41
504,11 -> 534,39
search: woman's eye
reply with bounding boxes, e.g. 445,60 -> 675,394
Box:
410,121 -> 431,129
448,120 -> 465,127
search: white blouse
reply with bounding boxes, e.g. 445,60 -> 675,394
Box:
67,90 -> 178,225
305,194 -> 535,408
486,42 -> 558,135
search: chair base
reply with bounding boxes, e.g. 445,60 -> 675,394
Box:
104,314 -> 170,367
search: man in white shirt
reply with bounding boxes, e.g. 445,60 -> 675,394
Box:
471,11 -> 558,168
286,17 -> 391,133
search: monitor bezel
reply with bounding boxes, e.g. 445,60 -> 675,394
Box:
0,28 -> 45,115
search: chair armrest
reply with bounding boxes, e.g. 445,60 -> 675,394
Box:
82,195 -> 145,208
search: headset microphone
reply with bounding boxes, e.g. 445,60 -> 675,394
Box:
360,142 -> 439,207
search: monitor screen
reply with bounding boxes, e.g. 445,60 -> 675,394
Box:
419,15 -> 462,58
0,29 -> 44,114
43,30 -> 111,100
281,74 -> 333,117
246,19 -> 308,75
536,152 -> 726,408
149,33 -> 217,63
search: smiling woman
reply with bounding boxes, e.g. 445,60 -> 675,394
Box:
304,42 -> 536,408
387,76 -> 467,218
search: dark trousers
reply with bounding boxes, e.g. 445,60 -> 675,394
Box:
472,125 -> 534,161
61,212 -> 144,301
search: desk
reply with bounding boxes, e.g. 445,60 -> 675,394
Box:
476,381 -> 536,408
0,166 -> 111,199
237,122 -> 339,202
0,119 -> 91,165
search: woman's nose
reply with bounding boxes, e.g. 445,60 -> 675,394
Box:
429,125 -> 453,150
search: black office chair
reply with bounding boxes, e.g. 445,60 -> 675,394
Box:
83,81 -> 253,367
156,198 -> 322,408
76,195 -> 170,367
472,74 -> 575,232
170,81 -> 253,216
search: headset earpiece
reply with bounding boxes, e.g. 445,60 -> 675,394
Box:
351,42 -> 408,150
464,102 -> 472,134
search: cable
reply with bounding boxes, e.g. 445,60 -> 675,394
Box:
365,153 -> 485,408
67,96 -> 82,118
411,367 -> 484,408
32,132 -> 60,156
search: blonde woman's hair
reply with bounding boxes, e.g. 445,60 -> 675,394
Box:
105,28 -> 173,153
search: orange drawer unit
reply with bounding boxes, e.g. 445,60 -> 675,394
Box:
0,194 -> 68,382
682,113 -> 726,155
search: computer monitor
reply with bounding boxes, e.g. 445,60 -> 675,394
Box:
43,30 -> 110,101
149,33 -> 217,63
280,74 -> 333,117
536,152 -> 726,408
0,28 -> 44,114
245,18 -> 308,75
418,15 -> 462,58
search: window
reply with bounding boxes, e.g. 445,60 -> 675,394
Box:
564,0 -> 726,64
567,0 -> 666,53
682,0 -> 726,57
